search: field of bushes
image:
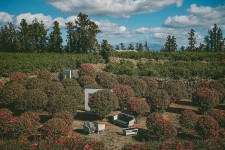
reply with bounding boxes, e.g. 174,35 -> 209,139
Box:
0,52 -> 225,149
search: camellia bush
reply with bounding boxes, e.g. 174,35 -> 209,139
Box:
44,81 -> 65,97
192,87 -> 220,113
78,63 -> 97,78
89,90 -> 118,119
47,94 -> 77,115
78,75 -> 100,89
0,108 -> 13,134
36,69 -> 52,81
179,110 -> 199,130
9,72 -> 28,84
53,111 -> 74,126
143,77 -> 158,98
146,112 -> 177,141
0,82 -> 26,106
42,118 -> 70,137
113,84 -> 135,110
25,78 -> 49,91
15,89 -> 48,111
96,71 -> 118,89
147,89 -> 171,112
207,109 -> 225,128
196,115 -> 220,139
127,97 -> 150,120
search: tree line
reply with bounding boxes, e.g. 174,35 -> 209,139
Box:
0,12 -> 224,53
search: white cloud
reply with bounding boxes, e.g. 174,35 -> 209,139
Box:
95,20 -> 131,37
0,12 -> 14,23
135,27 -> 204,47
16,13 -> 53,28
46,0 -> 183,17
164,4 -> 225,28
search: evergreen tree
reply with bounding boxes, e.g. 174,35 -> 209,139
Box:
65,22 -> 76,52
100,39 -> 113,63
161,35 -> 177,52
74,12 -> 101,53
180,46 -> 186,51
48,21 -> 63,53
18,19 -> 30,52
120,43 -> 126,50
204,24 -> 224,51
187,29 -> 196,51
127,43 -> 134,50
144,41 -> 150,51
115,45 -> 120,50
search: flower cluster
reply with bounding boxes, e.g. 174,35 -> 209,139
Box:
192,87 -> 220,113
42,118 -> 71,137
0,108 -> 13,133
207,109 -> 225,128
196,116 -> 220,139
53,111 -> 74,126
96,71 -> 118,89
113,84 -> 135,110
78,63 -> 97,78
9,71 -> 28,84
127,97 -> 150,116
179,110 -> 199,129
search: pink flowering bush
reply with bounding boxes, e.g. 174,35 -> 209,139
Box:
36,69 -> 52,81
196,115 -> 220,139
16,89 -> 48,111
147,89 -> 171,112
53,111 -> 74,126
143,77 -> 158,98
207,109 -> 225,128
192,87 -> 220,113
18,112 -> 41,136
79,75 -> 100,88
44,81 -> 65,96
113,84 -> 135,110
9,72 -> 28,84
96,71 -> 118,89
78,63 -> 97,78
127,97 -> 150,119
146,113 -> 177,141
25,77 -> 49,91
0,108 -> 13,134
179,110 -> 199,129
89,90 -> 118,118
42,118 -> 70,137
0,82 -> 25,105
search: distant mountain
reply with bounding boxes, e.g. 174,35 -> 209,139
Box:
112,42 -> 161,51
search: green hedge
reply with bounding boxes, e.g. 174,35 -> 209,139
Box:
0,52 -> 103,77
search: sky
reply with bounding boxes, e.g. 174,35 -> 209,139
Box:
0,0 -> 225,50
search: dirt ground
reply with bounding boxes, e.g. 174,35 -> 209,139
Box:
70,99 -> 198,150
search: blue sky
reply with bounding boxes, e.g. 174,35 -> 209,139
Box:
0,0 -> 225,49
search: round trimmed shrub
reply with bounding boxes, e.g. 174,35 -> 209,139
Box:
147,89 -> 171,112
179,110 -> 199,129
196,116 -> 220,139
161,80 -> 186,102
0,82 -> 25,105
42,118 -> 70,137
26,78 -> 49,91
36,69 -> 52,81
207,109 -> 225,128
9,72 -> 28,84
96,71 -> 118,88
89,90 -> 118,118
78,63 -> 97,78
192,87 -> 220,113
61,78 -> 80,88
117,75 -> 132,85
113,84 -> 135,110
143,77 -> 158,97
65,86 -> 84,106
127,97 -> 150,118
47,94 -> 77,115
146,112 -> 177,141
15,89 -> 48,111
0,108 -> 13,134
78,75 -> 100,88
44,81 -> 65,96
53,111 -> 74,125
18,112 -> 41,136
